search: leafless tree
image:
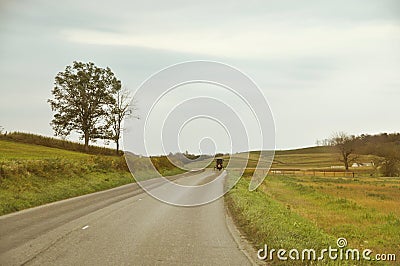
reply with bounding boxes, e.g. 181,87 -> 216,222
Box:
103,87 -> 138,154
329,132 -> 358,170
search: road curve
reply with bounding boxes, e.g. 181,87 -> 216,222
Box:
0,170 -> 251,265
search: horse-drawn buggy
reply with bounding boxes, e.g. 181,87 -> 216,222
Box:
214,158 -> 224,171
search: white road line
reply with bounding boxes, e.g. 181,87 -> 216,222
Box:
82,225 -> 89,230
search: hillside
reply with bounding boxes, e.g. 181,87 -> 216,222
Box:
0,139 -> 132,215
0,140 -> 91,160
0,132 -> 121,156
274,145 -> 335,155
221,148 -> 378,170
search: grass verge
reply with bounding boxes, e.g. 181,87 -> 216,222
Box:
0,171 -> 133,215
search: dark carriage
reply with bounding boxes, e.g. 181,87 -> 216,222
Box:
214,158 -> 224,171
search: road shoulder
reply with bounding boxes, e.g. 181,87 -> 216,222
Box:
224,196 -> 265,265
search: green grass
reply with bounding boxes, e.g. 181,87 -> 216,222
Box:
0,132 -> 121,155
226,175 -> 337,265
0,140 -> 132,215
259,175 -> 400,255
225,171 -> 399,265
0,171 -> 134,214
0,140 -> 91,160
0,138 -> 183,216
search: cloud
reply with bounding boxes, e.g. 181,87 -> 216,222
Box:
61,22 -> 400,60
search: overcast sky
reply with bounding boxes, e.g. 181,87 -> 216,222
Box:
0,0 -> 399,153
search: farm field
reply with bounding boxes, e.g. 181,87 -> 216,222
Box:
222,147 -> 398,264
238,148 -> 377,170
186,147 -> 379,177
226,171 -> 400,265
262,175 -> 400,252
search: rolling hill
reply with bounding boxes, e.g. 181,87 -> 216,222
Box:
0,138 -> 132,215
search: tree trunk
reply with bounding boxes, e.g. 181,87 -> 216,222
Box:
84,132 -> 89,152
344,160 -> 349,170
116,140 -> 120,155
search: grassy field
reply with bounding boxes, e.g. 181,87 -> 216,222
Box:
0,139 -> 92,160
233,149 -> 378,170
0,132 -> 121,155
226,171 -> 400,265
0,140 -> 133,215
222,147 -> 398,265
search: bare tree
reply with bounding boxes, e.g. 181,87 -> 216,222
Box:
103,87 -> 138,154
315,138 -> 330,146
329,132 -> 358,170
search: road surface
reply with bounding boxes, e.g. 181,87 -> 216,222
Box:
0,170 -> 252,265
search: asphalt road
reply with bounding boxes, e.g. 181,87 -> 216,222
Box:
0,170 -> 252,265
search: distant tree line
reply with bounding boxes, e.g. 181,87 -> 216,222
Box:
48,61 -> 137,154
326,132 -> 400,176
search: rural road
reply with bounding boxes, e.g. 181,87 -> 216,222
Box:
0,170 -> 252,265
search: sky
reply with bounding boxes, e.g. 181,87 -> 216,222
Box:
0,0 -> 399,154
